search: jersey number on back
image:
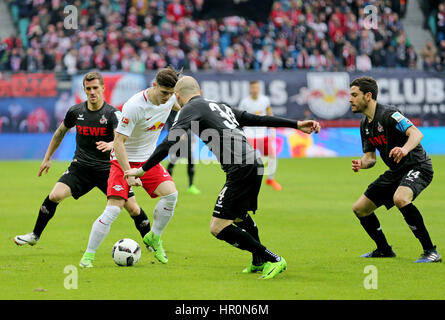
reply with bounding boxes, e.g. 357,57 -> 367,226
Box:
208,102 -> 239,129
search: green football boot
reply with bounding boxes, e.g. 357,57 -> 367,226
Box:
186,185 -> 201,195
242,262 -> 267,273
143,231 -> 168,264
79,252 -> 95,268
260,257 -> 287,280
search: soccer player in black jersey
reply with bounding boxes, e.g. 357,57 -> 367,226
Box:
350,76 -> 441,263
14,72 -> 151,247
125,76 -> 321,279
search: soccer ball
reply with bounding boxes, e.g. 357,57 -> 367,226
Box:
112,238 -> 141,266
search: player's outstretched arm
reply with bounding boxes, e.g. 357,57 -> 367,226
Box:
38,122 -> 69,176
352,152 -> 377,172
296,120 -> 321,134
236,111 -> 320,134
389,126 -> 423,164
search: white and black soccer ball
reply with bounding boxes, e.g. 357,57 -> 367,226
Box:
112,238 -> 141,266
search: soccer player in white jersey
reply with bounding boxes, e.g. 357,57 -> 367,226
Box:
79,67 -> 181,267
238,80 -> 282,191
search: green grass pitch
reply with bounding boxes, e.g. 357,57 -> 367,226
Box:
1,157 -> 444,300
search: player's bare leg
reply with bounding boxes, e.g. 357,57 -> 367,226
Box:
210,216 -> 286,279
14,182 -> 72,246
394,186 -> 441,263
79,196 -> 125,268
353,194 -> 395,258
143,180 -> 178,264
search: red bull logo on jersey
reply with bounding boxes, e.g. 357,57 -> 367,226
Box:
146,121 -> 165,132
296,72 -> 350,120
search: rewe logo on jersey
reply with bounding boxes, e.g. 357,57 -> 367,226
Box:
146,121 -> 165,132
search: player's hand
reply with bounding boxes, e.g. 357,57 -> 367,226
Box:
124,167 -> 145,179
298,120 -> 321,134
38,159 -> 51,176
96,141 -> 112,152
389,147 -> 407,164
126,176 -> 142,187
352,159 -> 361,172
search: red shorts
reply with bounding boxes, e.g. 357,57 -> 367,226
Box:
107,160 -> 173,200
247,136 -> 276,156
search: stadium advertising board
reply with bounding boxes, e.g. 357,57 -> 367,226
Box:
170,71 -> 445,127
0,71 -> 444,159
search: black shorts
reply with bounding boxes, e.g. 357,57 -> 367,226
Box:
364,162 -> 433,210
58,161 -> 134,200
212,163 -> 263,220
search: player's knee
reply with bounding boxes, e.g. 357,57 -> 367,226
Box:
209,221 -> 222,237
48,191 -> 65,203
209,225 -> 221,237
393,194 -> 411,208
352,203 -> 368,217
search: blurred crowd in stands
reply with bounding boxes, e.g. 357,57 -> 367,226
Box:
0,0 -> 443,75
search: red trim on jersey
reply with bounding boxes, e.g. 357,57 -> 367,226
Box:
142,90 -> 148,102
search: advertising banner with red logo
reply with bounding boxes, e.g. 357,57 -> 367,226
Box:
162,70 -> 445,127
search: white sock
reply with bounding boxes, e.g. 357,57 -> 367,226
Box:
86,205 -> 121,254
151,191 -> 178,236
267,156 -> 277,180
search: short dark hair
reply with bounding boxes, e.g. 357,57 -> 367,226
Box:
249,80 -> 259,85
155,65 -> 183,88
83,71 -> 104,87
350,76 -> 378,100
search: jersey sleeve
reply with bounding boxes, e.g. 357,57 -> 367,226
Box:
63,106 -> 76,128
385,110 -> 413,133
360,121 -> 375,153
110,109 -> 120,130
116,102 -> 142,137
233,109 -> 299,129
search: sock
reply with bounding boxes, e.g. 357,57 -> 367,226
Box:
234,214 -> 264,265
187,163 -> 195,187
131,208 -> 151,238
216,224 -> 280,263
86,205 -> 121,254
33,196 -> 59,238
167,162 -> 174,176
398,203 -> 434,251
267,156 -> 277,180
357,213 -> 391,251
151,191 -> 178,236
